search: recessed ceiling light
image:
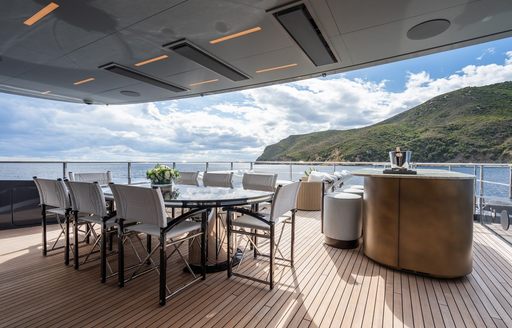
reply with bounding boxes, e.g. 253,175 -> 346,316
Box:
407,19 -> 451,40
73,77 -> 95,85
134,55 -> 169,67
189,79 -> 219,87
274,4 -> 337,66
41,90 -> 51,95
120,90 -> 141,97
209,27 -> 262,44
100,63 -> 187,92
165,40 -> 250,81
24,2 -> 59,26
256,63 -> 298,74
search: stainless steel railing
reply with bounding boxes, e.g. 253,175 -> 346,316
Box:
0,160 -> 511,198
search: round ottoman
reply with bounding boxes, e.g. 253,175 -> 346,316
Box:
347,184 -> 364,190
343,188 -> 364,197
323,192 -> 362,249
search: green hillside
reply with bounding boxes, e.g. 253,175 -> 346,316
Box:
257,81 -> 512,163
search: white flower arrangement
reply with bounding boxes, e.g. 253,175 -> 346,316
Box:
146,164 -> 180,185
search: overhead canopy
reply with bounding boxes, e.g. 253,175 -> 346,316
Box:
1,0 -> 511,105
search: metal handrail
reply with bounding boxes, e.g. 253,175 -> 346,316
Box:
0,160 -> 510,198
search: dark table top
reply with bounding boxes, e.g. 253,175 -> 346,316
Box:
103,183 -> 274,208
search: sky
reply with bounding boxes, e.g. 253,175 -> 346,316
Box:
1,37 -> 512,161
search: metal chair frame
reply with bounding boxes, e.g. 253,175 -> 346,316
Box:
117,206 -> 209,306
226,206 -> 296,289
71,211 -> 119,282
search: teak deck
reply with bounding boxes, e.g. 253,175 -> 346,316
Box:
1,211 -> 512,327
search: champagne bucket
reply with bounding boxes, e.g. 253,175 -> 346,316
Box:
389,150 -> 412,169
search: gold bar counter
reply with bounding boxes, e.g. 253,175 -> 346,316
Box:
353,169 -> 475,278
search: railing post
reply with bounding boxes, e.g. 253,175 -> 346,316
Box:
127,162 -> 132,184
62,162 -> 67,179
172,162 -> 176,169
289,163 -> 293,181
250,162 -> 254,170
230,162 -> 234,171
473,165 -> 477,212
509,165 -> 512,199
479,165 -> 484,220
205,162 -> 209,172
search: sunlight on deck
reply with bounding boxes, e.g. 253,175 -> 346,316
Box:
1,211 -> 512,327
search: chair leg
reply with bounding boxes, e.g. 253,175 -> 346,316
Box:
159,234 -> 167,306
65,211 -> 70,266
101,222 -> 107,283
146,235 -> 152,265
215,208 -> 219,261
42,205 -> 47,256
227,210 -> 232,278
85,223 -> 91,244
253,230 -> 258,259
201,211 -> 207,280
118,219 -> 125,287
108,232 -> 113,251
291,211 -> 295,267
269,224 -> 275,290
74,212 -> 79,270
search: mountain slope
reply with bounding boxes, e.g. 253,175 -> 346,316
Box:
257,81 -> 512,163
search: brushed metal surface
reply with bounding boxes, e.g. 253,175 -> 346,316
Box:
363,174 -> 474,278
363,177 -> 399,267
399,178 -> 473,277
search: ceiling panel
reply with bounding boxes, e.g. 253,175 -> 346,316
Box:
232,46 -> 315,83
167,69 -> 226,89
226,0 -> 291,10
327,0 -> 473,34
0,1 -> 186,60
11,57 -> 139,100
93,82 -> 188,104
1,0 -> 511,104
343,0 -> 512,65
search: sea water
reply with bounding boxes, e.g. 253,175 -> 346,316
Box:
0,162 -> 509,198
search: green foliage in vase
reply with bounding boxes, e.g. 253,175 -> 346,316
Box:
304,167 -> 317,176
146,164 -> 180,184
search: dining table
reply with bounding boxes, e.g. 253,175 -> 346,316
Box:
103,182 -> 275,272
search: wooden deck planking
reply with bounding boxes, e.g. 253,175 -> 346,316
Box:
2,211 -> 512,327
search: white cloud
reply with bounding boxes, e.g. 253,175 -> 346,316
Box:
476,47 -> 496,60
506,51 -> 512,65
0,53 -> 511,161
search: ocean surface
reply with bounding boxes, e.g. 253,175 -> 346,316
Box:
0,162 -> 509,198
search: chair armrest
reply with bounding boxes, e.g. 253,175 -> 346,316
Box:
162,207 -> 210,234
222,206 -> 271,226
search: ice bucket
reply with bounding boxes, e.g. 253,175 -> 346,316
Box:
389,150 -> 412,169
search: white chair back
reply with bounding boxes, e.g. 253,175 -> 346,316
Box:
203,172 -> 233,188
69,171 -> 112,186
33,177 -> 70,209
110,184 -> 167,228
176,171 -> 199,186
270,182 -> 300,222
242,173 -> 277,192
65,181 -> 108,217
